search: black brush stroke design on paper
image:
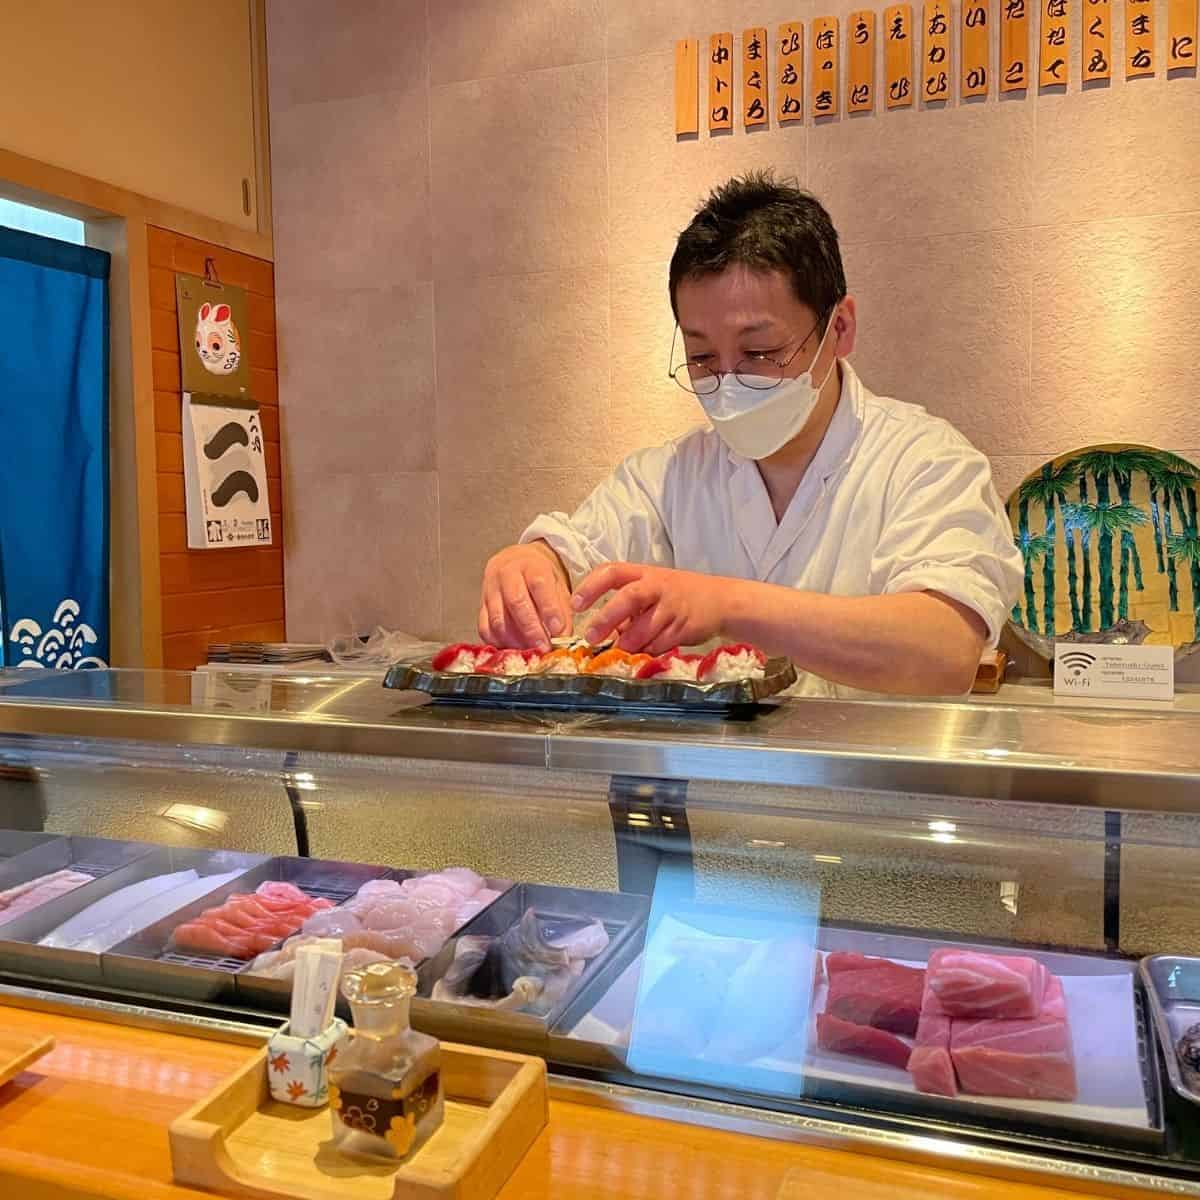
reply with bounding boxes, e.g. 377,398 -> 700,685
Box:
204,421 -> 250,459
211,471 -> 260,507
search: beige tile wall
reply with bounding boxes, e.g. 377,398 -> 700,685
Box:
268,0 -> 1200,645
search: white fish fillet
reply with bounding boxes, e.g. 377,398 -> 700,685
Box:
40,868 -> 199,949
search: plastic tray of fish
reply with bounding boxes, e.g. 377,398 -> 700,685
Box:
1139,955 -> 1200,1110
234,869 -> 514,1015
412,883 -> 650,1043
102,856 -> 390,1002
0,842 -> 263,987
383,657 -> 797,713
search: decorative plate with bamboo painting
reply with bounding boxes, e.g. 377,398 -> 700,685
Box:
1005,445 -> 1200,661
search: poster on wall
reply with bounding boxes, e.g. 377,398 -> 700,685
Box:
182,395 -> 273,549
175,271 -> 250,398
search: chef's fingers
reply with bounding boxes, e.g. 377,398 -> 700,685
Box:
617,604 -> 672,653
526,567 -> 569,639
499,566 -> 551,650
585,582 -> 657,644
477,603 -> 494,644
644,625 -> 684,657
484,573 -> 514,646
571,562 -> 644,612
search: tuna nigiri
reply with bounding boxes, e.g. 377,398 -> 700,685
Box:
484,648 -> 545,676
635,649 -> 703,681
698,643 -> 768,683
431,643 -> 500,673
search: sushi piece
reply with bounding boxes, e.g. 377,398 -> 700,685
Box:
635,650 -> 703,681
541,645 -> 591,675
926,948 -> 1048,1020
430,643 -> 500,674
816,1013 -> 912,1070
697,643 -> 767,684
908,978 -> 957,1097
585,648 -> 654,678
825,960 -> 925,1035
483,648 -> 544,676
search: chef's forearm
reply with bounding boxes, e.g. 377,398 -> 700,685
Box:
721,580 -> 986,696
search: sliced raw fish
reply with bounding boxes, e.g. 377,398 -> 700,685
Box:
301,909 -> 364,938
816,1013 -> 912,1070
359,899 -> 423,931
352,879 -> 404,900
434,867 -> 485,897
908,979 -> 957,1097
826,951 -> 910,975
927,949 -> 1047,1020
39,868 -> 199,948
0,869 -> 95,926
825,962 -> 925,1035
398,878 -> 461,909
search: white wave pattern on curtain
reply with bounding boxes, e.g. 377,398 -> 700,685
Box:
8,599 -> 108,669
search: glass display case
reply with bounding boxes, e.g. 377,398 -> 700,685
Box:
2,666 -> 1200,1193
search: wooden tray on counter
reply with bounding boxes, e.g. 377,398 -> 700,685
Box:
0,1028 -> 55,1088
169,1042 -> 547,1200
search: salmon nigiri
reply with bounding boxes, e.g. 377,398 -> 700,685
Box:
586,648 -> 654,678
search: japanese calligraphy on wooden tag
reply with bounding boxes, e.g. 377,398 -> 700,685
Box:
884,4 -> 915,106
674,39 -> 699,135
961,0 -> 990,95
1169,0 -> 1198,66
1000,0 -> 1029,90
1083,0 -> 1112,80
1039,0 -> 1069,84
1126,0 -> 1155,76
777,21 -> 805,120
743,27 -> 769,126
922,1 -> 951,100
811,17 -> 840,116
709,33 -> 734,130
847,10 -> 877,110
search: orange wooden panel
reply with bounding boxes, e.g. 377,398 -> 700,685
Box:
259,405 -> 280,443
811,17 -> 839,115
155,431 -> 184,474
960,0 -> 991,95
847,10 -> 876,110
162,585 -> 285,635
249,366 -> 278,406
885,4 -> 915,106
160,550 -> 284,596
152,348 -> 182,393
157,472 -> 186,515
247,290 -> 277,336
674,38 -> 699,135
708,33 -> 734,130
1000,0 -> 1030,90
162,630 -> 212,670
146,224 -> 177,268
1039,0 -> 1070,84
742,27 -> 769,126
149,266 -> 177,312
777,21 -> 805,120
150,306 -> 178,353
1083,0 -> 1112,79
922,0 -> 951,100
264,440 -> 281,482
155,390 -> 183,435
149,227 -> 275,296
1126,0 -> 1155,75
248,330 -> 277,370
1169,0 -> 1198,64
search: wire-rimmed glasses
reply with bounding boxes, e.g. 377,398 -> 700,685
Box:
668,314 -> 826,396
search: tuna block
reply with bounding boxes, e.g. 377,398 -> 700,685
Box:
908,979 -> 957,1097
826,962 -> 925,1035
927,948 -> 1048,1020
816,1013 -> 912,1070
950,975 -> 1077,1102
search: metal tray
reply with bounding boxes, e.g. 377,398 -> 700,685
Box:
0,845 -> 266,986
1140,955 -> 1200,1109
413,883 -> 649,1044
0,830 -> 62,865
384,655 -> 797,713
103,856 -> 389,1002
235,870 -> 514,1015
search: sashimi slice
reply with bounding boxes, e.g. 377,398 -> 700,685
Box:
825,963 -> 925,1035
908,979 -> 957,1097
39,868 -> 199,949
171,921 -> 255,957
816,1013 -> 912,1070
927,948 -> 1048,1019
432,867 -> 485,897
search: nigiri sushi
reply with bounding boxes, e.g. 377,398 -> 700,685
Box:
698,643 -> 767,683
585,648 -> 654,678
431,643 -> 500,674
541,645 -> 591,675
635,649 -> 703,681
484,647 -> 545,676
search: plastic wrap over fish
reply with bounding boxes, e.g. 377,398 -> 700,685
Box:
383,656 -> 797,711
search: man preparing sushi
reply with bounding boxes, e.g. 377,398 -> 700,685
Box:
477,172 -> 1022,696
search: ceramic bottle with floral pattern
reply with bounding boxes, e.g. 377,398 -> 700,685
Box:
328,961 -> 444,1162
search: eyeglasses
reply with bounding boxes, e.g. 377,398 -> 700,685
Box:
668,313 -> 828,396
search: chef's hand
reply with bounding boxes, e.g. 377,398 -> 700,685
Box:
479,541 -> 573,651
572,563 -> 728,654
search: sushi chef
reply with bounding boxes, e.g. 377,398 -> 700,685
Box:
477,172 -> 1023,696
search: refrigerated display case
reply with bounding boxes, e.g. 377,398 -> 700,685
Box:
1,666 -> 1199,1193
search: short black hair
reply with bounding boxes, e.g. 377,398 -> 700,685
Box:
669,171 -> 847,322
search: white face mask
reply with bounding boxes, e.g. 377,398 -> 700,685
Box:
696,317 -> 839,460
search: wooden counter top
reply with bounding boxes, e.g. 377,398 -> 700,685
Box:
0,1004 -> 1137,1200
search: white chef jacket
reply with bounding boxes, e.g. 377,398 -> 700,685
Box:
521,361 -> 1023,697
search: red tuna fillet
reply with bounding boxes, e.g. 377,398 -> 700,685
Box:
826,963 -> 925,1035
927,948 -> 1048,1019
908,979 -> 958,1097
816,1013 -> 912,1070
826,951 -> 913,975
950,975 -> 1076,1101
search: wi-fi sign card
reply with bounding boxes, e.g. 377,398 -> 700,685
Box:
1053,642 -> 1174,701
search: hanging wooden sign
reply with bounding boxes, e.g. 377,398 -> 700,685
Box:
743,27 -> 769,126
1126,0 -> 1155,76
1083,0 -> 1112,80
1039,0 -> 1069,85
674,39 -> 699,135
1169,0 -> 1198,66
811,17 -> 840,116
922,0 -> 951,100
960,0 -> 990,96
847,10 -> 876,110
777,20 -> 805,121
709,32 -> 734,130
884,4 -> 915,106
1000,0 -> 1029,90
